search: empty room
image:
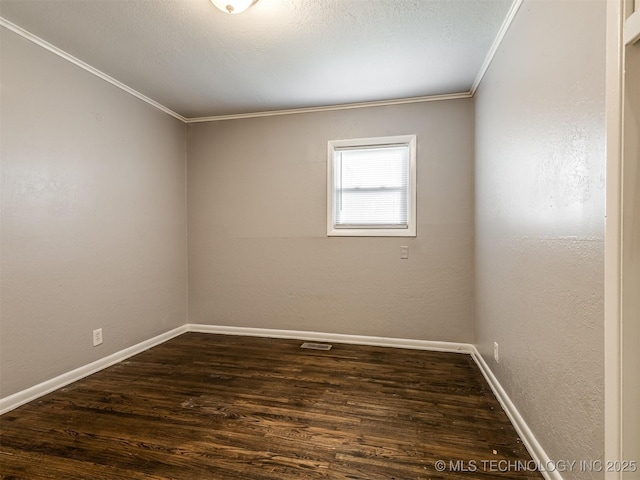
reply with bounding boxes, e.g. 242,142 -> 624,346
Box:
1,0 -> 638,479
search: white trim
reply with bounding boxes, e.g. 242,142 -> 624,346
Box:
185,93 -> 472,123
0,0 -> 521,125
0,14 -> 470,124
0,323 -> 556,480
470,0 -> 524,95
625,9 -> 640,45
0,17 -> 188,123
326,135 -> 417,237
604,0 -> 625,477
0,325 -> 472,417
470,348 -> 562,480
0,325 -> 188,415
186,324 -> 473,353
2,2 -> 522,124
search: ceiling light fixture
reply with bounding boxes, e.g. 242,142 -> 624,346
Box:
210,0 -> 258,14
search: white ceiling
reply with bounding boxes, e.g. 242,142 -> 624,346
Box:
0,0 -> 514,119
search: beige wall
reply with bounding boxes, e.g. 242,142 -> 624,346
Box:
0,29 -> 188,397
188,100 -> 475,341
474,1 -> 606,477
1,8 -> 616,474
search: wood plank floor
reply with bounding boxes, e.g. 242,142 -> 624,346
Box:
0,333 -> 543,479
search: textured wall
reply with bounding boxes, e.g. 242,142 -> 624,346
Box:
0,29 -> 188,397
188,100 -> 474,341
474,1 -> 606,477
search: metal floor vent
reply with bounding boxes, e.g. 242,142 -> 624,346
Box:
300,342 -> 332,351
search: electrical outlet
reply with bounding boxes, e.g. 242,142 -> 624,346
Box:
93,328 -> 103,346
493,342 -> 499,363
400,246 -> 409,259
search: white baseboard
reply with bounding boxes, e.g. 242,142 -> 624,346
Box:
194,325 -> 558,479
0,325 -> 188,415
0,323 -> 557,480
470,347 -> 563,480
186,323 -> 474,354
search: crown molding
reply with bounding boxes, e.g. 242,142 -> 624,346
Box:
2,0 -> 522,124
470,0 -> 523,95
0,17 -> 188,123
185,92 -> 473,123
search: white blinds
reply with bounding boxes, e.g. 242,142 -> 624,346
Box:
332,144 -> 410,228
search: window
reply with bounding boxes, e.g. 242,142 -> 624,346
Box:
327,135 -> 416,237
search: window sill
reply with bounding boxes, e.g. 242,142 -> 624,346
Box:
327,227 -> 416,237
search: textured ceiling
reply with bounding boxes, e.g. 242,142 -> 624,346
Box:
0,0 -> 514,119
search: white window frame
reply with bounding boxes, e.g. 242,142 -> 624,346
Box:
327,134 -> 417,237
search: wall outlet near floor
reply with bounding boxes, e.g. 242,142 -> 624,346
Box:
93,328 -> 103,346
400,246 -> 409,259
493,342 -> 499,363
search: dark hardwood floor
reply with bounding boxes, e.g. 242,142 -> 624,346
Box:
0,333 -> 543,479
